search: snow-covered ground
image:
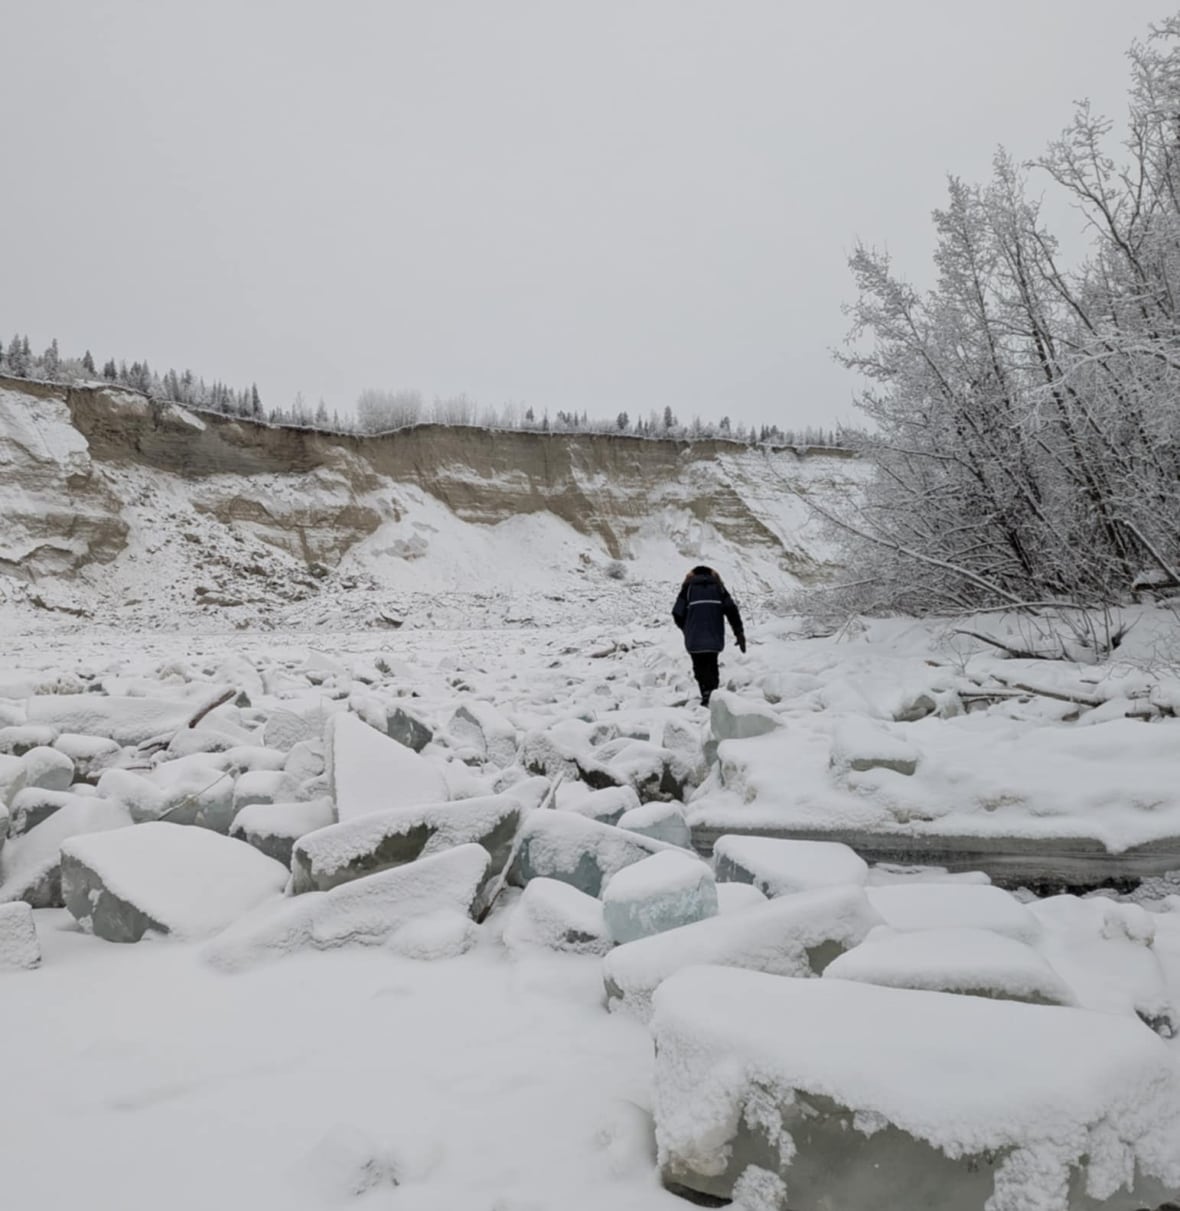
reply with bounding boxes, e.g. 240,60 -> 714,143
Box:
4,598 -> 1180,1209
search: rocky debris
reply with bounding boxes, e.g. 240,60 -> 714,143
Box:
0,796 -> 133,907
0,725 -> 59,756
291,793 -> 524,901
205,843 -> 491,971
20,745 -> 74,792
713,835 -> 869,896
618,801 -> 691,848
61,821 -> 288,942
830,718 -> 920,777
230,797 -> 336,867
501,877 -> 612,956
560,784 -> 640,826
603,886 -> 882,1021
602,851 -> 718,944
509,811 -> 674,898
449,702 -> 518,767
328,711 -> 448,823
651,967 -> 1180,1211
0,900 -> 40,968
708,691 -> 781,741
51,733 -> 121,783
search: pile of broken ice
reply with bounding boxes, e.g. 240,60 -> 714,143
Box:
2,658 -> 1179,1211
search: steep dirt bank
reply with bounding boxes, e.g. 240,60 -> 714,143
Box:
0,376 -> 862,627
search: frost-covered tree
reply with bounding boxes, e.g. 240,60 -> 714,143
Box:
829,16 -> 1180,611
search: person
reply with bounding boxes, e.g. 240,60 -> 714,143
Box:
672,565 -> 745,706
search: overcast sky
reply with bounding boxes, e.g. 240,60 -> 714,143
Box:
2,1 -> 1171,430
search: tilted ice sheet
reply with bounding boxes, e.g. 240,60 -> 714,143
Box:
651,966 -> 1180,1210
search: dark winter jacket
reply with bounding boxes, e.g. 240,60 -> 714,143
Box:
672,568 -> 745,654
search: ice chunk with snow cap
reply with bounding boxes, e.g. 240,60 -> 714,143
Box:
205,844 -> 490,970
714,835 -> 868,896
502,877 -> 612,956
230,797 -> 335,867
708,690 -> 781,741
290,792 -> 524,905
328,711 -> 448,823
829,717 -> 920,776
824,926 -> 1075,1005
651,966 -> 1180,1210
618,800 -> 691,848
19,746 -> 74,792
0,901 -> 40,968
0,795 -> 132,907
603,851 -> 717,944
509,810 -> 673,897
62,821 -> 288,942
866,882 -> 1040,943
603,885 -> 880,1021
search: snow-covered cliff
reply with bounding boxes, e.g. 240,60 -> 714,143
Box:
0,376 -> 863,628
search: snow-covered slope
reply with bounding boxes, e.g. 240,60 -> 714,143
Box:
0,376 -> 863,630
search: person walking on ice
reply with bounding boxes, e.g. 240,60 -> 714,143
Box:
672,565 -> 745,706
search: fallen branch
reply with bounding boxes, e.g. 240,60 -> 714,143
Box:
187,687 -> 236,729
952,629 -> 1054,660
989,674 -> 1104,708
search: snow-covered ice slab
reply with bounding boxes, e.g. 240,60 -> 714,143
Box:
602,851 -> 717,944
51,732 -> 120,782
618,800 -> 691,847
229,797 -> 335,867
0,901 -> 40,968
830,717 -> 920,776
1030,896 -> 1176,1035
867,883 -> 1040,944
328,711 -> 448,822
0,795 -> 132,907
205,843 -> 490,970
62,821 -> 288,942
714,835 -> 868,896
603,886 -> 880,1021
824,927 -> 1075,1006
652,967 -> 1180,1211
449,701 -> 518,767
716,882 -> 769,915
501,877 -> 612,956
559,783 -> 640,826
20,745 -> 74,792
709,690 -> 781,741
509,810 -> 673,897
290,793 -> 524,898
25,688 -> 233,746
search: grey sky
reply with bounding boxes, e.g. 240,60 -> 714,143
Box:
2,1 -> 1170,430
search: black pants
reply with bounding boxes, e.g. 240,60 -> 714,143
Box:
690,651 -> 719,699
